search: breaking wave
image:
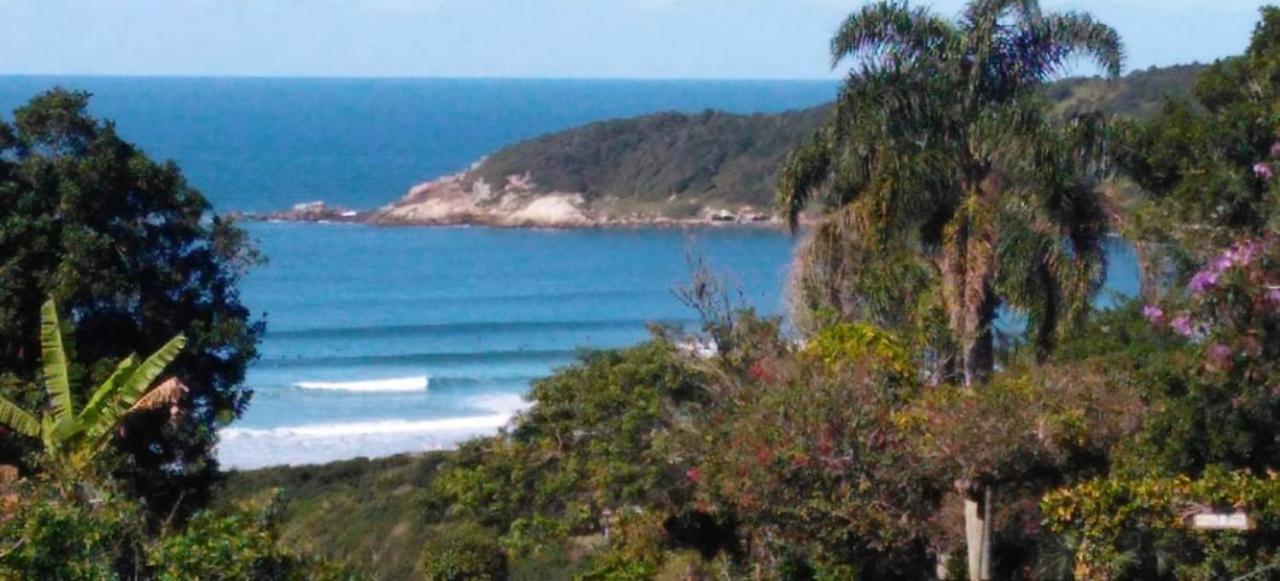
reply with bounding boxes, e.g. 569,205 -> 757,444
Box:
293,376 -> 429,393
217,392 -> 532,470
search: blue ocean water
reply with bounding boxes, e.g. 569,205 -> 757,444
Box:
0,77 -> 1140,468
0,77 -> 838,212
225,223 -> 795,468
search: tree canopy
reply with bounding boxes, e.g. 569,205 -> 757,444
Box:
0,88 -> 262,511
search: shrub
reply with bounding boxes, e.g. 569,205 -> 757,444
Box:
418,522 -> 509,581
687,321 -> 939,576
433,339 -> 707,550
0,487 -> 145,580
1043,468 -> 1280,579
149,506 -> 308,580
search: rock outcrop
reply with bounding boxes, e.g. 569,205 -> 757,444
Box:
365,168 -> 778,228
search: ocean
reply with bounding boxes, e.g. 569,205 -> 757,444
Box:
0,77 -> 1138,469
0,77 -> 839,212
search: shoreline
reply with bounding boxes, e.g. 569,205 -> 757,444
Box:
228,206 -> 798,231
229,168 -> 796,230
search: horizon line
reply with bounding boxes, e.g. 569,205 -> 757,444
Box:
0,72 -> 848,84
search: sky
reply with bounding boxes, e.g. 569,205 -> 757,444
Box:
0,0 -> 1270,79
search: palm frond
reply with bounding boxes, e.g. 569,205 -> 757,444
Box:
78,355 -> 139,430
831,1 -> 957,69
964,0 -> 1042,23
115,335 -> 187,412
0,397 -> 39,438
127,377 -> 188,416
39,299 -> 74,423
777,128 -> 834,232
83,337 -> 185,449
1032,12 -> 1124,78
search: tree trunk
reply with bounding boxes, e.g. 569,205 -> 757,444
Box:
1135,240 -> 1160,304
964,487 -> 992,581
942,183 -> 1000,580
960,310 -> 995,388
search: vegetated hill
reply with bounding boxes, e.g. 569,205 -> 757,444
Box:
466,106 -> 831,209
215,455 -> 449,580
214,453 -> 582,581
1048,63 -> 1205,118
444,65 -> 1202,213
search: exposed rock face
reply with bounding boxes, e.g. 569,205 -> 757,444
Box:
368,171 -> 595,227
365,167 -> 778,228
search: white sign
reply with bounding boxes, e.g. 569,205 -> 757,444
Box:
1190,512 -> 1254,531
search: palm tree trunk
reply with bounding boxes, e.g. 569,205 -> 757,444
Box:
960,305 -> 998,581
943,185 -> 1000,580
964,487 -> 992,581
960,313 -> 995,388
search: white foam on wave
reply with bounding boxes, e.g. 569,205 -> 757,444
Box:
217,392 -> 534,470
221,414 -> 508,441
293,375 -> 429,393
468,392 -> 531,415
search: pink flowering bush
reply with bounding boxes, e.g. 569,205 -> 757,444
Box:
1130,235 -> 1280,474
1147,236 -> 1280,359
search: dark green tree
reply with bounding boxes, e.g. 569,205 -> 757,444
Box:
1120,7 -> 1280,295
777,1 -> 1122,577
0,88 -> 263,512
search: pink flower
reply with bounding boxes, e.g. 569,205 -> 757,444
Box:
1171,314 -> 1195,337
1209,343 -> 1233,364
1271,142 -> 1280,157
1142,304 -> 1165,324
1189,270 -> 1219,295
1255,162 -> 1275,180
1233,239 -> 1262,265
686,467 -> 702,483
1267,288 -> 1280,304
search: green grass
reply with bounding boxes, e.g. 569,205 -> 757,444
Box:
214,454 -> 451,580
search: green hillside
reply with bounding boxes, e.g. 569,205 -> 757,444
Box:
1048,63 -> 1205,118
459,65 -> 1203,209
467,106 -> 831,209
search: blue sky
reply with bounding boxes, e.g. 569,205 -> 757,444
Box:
0,0 -> 1269,79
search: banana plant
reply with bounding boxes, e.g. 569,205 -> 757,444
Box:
0,299 -> 187,479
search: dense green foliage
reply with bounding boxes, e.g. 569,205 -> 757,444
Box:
418,522 -> 509,581
0,480 -> 359,580
0,484 -> 146,579
0,89 -> 263,510
1119,7 -> 1280,294
434,339 -> 707,549
148,501 -> 362,581
0,301 -> 351,580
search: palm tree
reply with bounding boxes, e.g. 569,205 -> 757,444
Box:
0,299 -> 187,483
778,1 -> 1122,578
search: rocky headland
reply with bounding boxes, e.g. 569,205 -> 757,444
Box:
236,64 -> 1203,229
